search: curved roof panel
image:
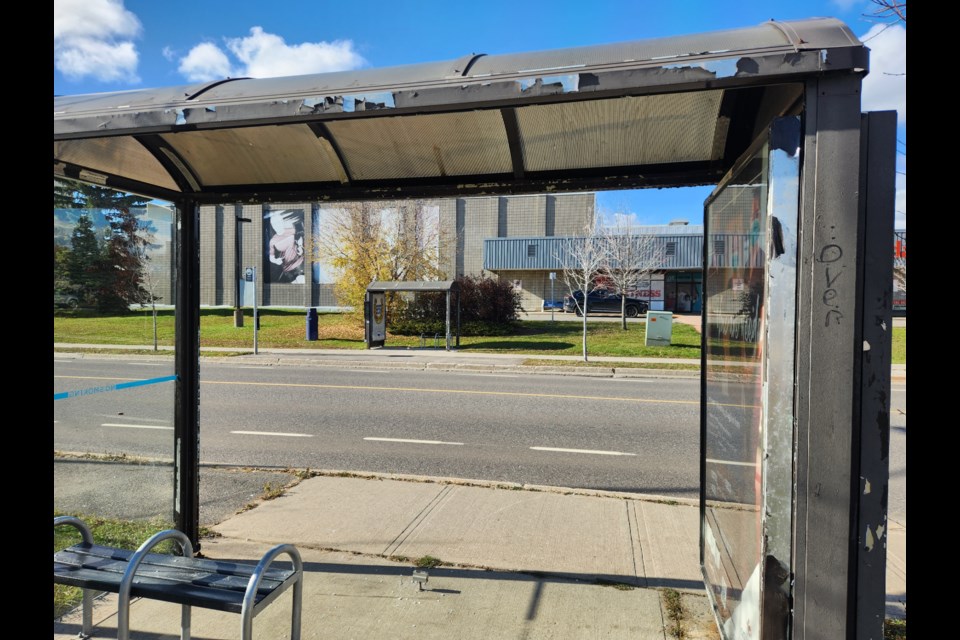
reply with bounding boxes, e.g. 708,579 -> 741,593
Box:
53,18 -> 866,203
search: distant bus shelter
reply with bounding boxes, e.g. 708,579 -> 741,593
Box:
365,280 -> 460,350
54,17 -> 896,639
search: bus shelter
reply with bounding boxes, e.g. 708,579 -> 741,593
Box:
54,17 -> 896,638
365,280 -> 461,350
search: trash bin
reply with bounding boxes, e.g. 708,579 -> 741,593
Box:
306,308 -> 318,341
645,311 -> 673,346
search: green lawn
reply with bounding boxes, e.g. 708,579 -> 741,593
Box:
53,308 -> 907,364
53,309 -> 703,359
892,326 -> 906,364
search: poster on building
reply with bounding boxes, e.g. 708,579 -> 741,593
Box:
264,209 -> 305,284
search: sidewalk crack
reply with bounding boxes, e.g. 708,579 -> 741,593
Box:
382,484 -> 453,556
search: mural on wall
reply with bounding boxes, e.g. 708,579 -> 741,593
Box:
264,209 -> 305,284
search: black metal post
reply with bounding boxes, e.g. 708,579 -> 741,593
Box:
854,110 -> 897,637
234,211 -> 251,327
793,74 -> 868,638
174,197 -> 201,550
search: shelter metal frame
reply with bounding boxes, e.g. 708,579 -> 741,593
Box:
54,17 -> 894,638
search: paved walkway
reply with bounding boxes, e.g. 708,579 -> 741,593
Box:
54,470 -> 906,639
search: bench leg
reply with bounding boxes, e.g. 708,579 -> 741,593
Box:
181,603 -> 191,640
291,577 -> 302,640
80,588 -> 93,638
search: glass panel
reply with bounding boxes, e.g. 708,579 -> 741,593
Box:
54,183 -> 177,581
700,116 -> 800,639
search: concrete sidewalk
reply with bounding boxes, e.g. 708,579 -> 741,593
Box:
54,472 -> 906,639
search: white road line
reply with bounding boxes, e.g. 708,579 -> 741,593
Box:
529,446 -> 636,457
364,437 -> 464,446
102,423 -> 174,430
705,458 -> 758,467
461,373 -> 520,378
231,430 -> 314,437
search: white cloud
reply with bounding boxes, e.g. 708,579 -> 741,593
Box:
176,26 -> 366,82
178,43 -> 233,83
830,0 -> 863,10
161,46 -> 176,62
54,0 -> 142,83
860,24 -> 906,122
226,27 -> 366,78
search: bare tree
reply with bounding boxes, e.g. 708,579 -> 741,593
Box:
555,220 -> 610,362
599,213 -> 664,330
866,0 -> 906,23
132,222 -> 163,350
893,261 -> 906,296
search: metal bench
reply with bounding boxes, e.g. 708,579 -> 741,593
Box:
54,516 -> 303,640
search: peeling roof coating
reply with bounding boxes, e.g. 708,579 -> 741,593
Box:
53,17 -> 867,203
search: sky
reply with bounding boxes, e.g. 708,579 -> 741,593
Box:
53,0 -> 906,228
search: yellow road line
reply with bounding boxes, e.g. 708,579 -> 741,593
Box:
56,375 -> 754,408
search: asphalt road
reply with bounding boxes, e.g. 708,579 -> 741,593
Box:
54,357 -> 702,497
53,355 -> 906,522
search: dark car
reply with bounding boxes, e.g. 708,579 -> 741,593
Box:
54,292 -> 80,309
563,289 -> 649,317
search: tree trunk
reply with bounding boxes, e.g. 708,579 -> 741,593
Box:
582,299 -> 588,362
152,302 -> 158,351
621,294 -> 627,330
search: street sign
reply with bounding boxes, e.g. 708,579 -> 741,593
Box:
549,272 -> 556,280
245,267 -> 254,282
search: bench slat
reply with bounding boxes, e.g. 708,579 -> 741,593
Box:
55,547 -> 289,593
62,543 -> 294,581
55,564 -> 267,613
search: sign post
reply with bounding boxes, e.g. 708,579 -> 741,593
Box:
549,272 -> 556,322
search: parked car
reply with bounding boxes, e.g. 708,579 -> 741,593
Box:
563,289 -> 649,317
54,292 -> 80,309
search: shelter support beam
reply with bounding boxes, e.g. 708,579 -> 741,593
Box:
854,110 -> 897,637
793,73 -> 878,639
174,198 -> 201,550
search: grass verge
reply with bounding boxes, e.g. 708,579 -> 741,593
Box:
884,617 -> 906,640
54,308 -> 703,359
891,327 -> 905,365
661,588 -> 686,639
522,359 -> 699,370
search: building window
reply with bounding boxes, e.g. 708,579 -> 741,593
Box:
665,241 -> 677,257
527,244 -> 537,257
713,239 -> 725,255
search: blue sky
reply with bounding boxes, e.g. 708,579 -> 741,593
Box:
54,0 -> 906,228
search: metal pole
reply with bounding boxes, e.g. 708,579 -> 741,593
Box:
234,207 -> 242,327
235,214 -> 251,327
174,198 -> 201,550
253,266 -> 259,355
445,290 -> 451,351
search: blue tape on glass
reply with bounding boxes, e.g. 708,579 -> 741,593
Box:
54,375 -> 177,401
